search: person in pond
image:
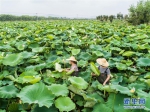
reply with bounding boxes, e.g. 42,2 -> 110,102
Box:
65,56 -> 79,76
92,58 -> 111,85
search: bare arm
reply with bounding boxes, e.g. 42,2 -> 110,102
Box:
103,75 -> 110,85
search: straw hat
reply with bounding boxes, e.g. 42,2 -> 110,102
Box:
66,56 -> 77,62
96,58 -> 109,67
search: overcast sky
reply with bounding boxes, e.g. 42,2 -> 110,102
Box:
0,0 -> 139,18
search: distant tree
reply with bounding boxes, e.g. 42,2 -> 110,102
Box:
117,13 -> 124,20
124,14 -> 129,20
109,15 -> 115,23
128,0 -> 150,25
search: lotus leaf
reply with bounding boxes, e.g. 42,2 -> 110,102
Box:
71,49 -> 80,55
68,77 -> 88,90
92,51 -> 103,56
78,60 -> 87,67
31,104 -> 58,112
128,83 -> 146,90
20,70 -> 38,76
122,51 -> 135,57
2,53 -> 23,66
15,75 -> 41,84
0,85 -> 18,98
55,96 -> 75,112
116,63 -> 127,70
8,102 -> 19,112
110,85 -> 132,96
15,41 -> 26,50
48,84 -> 69,96
17,83 -> 55,107
137,58 -> 150,66
144,72 -> 150,79
55,63 -> 63,72
93,103 -> 112,112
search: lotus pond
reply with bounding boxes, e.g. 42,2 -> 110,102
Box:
0,20 -> 150,112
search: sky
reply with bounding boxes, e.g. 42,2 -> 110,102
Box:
0,0 -> 140,18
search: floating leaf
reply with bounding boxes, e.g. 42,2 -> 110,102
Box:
137,58 -> 150,66
122,51 -> 135,57
68,77 -> 88,90
31,104 -> 58,112
17,83 -> 55,108
116,63 -> 127,70
55,63 -> 63,72
0,85 -> 19,98
71,49 -> 80,55
3,53 -> 23,66
55,96 -> 75,112
48,84 -> 69,96
111,85 -> 132,96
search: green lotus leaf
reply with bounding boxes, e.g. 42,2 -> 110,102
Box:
111,76 -> 123,84
47,35 -> 54,40
15,41 -> 26,50
17,82 -> 55,108
2,53 -> 23,66
145,97 -> 150,111
136,89 -> 149,98
0,85 -> 19,98
48,84 -> 69,96
122,51 -> 135,57
15,76 -> 41,84
68,85 -> 86,96
106,93 -> 129,112
98,84 -> 115,93
50,71 -> 66,78
93,103 -> 112,112
128,76 -> 138,83
110,85 -> 132,96
68,77 -> 88,90
32,47 -> 45,53
144,72 -> 150,79
121,60 -> 133,66
71,49 -> 80,55
21,51 -> 34,59
92,51 -> 103,56
31,104 -> 58,112
79,52 -> 91,61
55,63 -> 63,72
8,102 -> 19,112
20,70 -> 38,76
78,60 -> 87,67
145,79 -> 150,86
116,63 -> 127,70
0,110 -> 6,112
84,101 -> 96,107
137,58 -> 150,66
55,96 -> 75,112
44,77 -> 55,85
46,55 -> 58,63
0,70 -> 9,80
128,83 -> 146,90
110,47 -> 121,51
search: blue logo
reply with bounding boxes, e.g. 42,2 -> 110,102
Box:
124,98 -> 146,109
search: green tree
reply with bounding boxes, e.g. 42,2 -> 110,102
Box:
109,15 -> 115,23
128,0 -> 150,25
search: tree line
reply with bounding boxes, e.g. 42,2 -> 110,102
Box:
96,0 -> 150,25
0,14 -> 69,21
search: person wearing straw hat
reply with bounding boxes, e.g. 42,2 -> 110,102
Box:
65,56 -> 79,76
92,58 -> 111,85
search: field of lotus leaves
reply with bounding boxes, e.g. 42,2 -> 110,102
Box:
0,20 -> 150,112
